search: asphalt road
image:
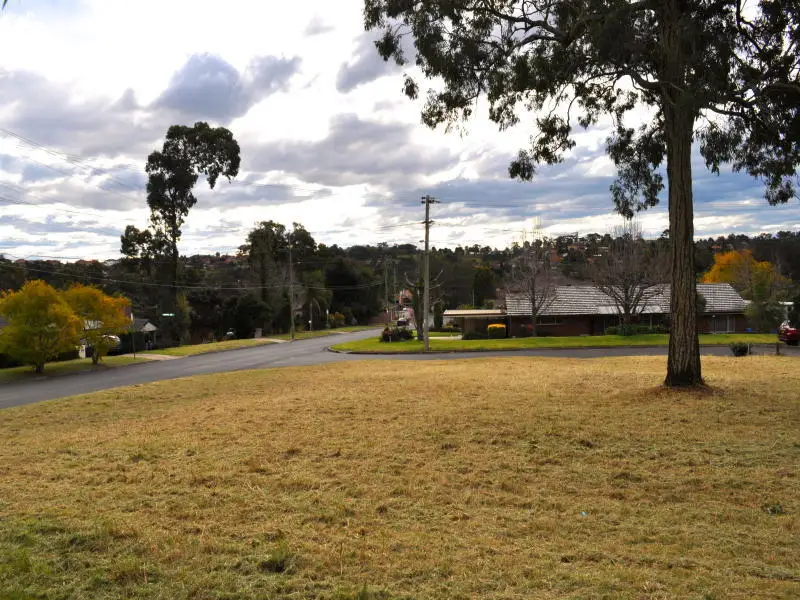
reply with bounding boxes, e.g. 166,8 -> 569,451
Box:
1,329 -> 796,409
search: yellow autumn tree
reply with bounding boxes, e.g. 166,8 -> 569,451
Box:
702,250 -> 790,331
701,250 -> 789,300
63,284 -> 131,364
0,280 -> 83,373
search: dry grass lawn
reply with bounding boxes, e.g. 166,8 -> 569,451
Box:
0,356 -> 798,599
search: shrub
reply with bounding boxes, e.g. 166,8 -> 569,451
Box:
380,327 -> 413,342
462,331 -> 487,340
487,324 -> 506,339
328,312 -> 347,329
729,342 -> 750,357
605,326 -> 619,335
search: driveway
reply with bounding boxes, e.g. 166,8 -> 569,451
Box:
1,330 -> 796,409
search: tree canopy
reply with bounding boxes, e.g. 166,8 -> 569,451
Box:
125,122 -> 240,343
0,280 -> 83,373
364,0 -> 800,386
701,249 -> 791,298
63,284 -> 131,364
145,122 -> 241,274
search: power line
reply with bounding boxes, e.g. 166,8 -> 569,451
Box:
0,127 -> 144,196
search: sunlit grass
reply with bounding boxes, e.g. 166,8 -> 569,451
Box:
0,356 -> 797,598
332,332 -> 778,353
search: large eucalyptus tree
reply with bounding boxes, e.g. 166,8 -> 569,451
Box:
364,0 -> 799,386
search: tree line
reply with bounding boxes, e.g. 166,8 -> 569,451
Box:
2,229 -> 798,346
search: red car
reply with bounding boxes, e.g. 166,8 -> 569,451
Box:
779,321 -> 799,346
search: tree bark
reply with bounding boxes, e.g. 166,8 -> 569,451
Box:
664,106 -> 702,387
171,239 -> 180,300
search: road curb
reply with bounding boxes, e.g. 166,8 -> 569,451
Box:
0,358 -> 157,387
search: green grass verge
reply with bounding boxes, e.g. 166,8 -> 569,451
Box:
142,328 -> 378,357
143,338 -> 279,357
0,356 -> 147,383
270,326 -> 377,341
332,332 -> 778,353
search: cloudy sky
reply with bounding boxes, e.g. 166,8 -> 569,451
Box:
0,0 -> 798,261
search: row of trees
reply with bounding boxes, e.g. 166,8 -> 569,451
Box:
115,123 -> 388,344
0,281 -> 130,373
3,228 -> 798,346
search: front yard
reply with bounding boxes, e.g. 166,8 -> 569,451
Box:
332,332 -> 778,353
0,356 -> 796,598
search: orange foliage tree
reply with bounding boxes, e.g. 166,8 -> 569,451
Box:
701,250 -> 789,300
702,250 -> 790,331
63,285 -> 132,364
0,281 -> 83,373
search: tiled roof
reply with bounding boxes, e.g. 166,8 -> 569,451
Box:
696,283 -> 748,313
506,283 -> 745,316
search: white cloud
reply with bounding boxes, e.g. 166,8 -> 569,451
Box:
0,0 -> 797,261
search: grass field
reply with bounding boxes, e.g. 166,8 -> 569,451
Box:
0,356 -> 147,383
0,356 -> 797,599
333,332 -> 778,353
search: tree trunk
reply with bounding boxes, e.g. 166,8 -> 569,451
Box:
34,361 -> 44,374
530,315 -> 538,337
92,352 -> 101,365
664,106 -> 702,387
171,241 -> 180,302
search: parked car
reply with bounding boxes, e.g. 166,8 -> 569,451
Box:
778,321 -> 799,346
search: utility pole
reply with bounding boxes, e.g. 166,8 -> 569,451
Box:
392,261 -> 397,315
384,257 -> 389,323
288,228 -> 295,341
421,195 -> 439,352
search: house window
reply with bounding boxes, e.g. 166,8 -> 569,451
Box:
536,316 -> 562,325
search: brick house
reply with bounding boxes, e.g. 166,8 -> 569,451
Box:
445,283 -> 748,337
505,283 -> 748,336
